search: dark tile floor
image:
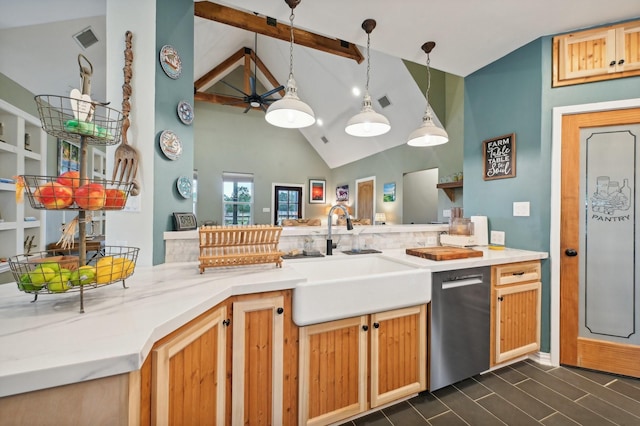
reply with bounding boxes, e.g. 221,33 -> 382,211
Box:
339,359 -> 640,425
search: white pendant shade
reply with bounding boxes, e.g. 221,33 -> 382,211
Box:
345,95 -> 390,137
407,114 -> 449,147
265,77 -> 315,129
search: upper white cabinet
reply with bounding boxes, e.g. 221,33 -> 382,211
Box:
0,99 -> 46,271
553,20 -> 640,87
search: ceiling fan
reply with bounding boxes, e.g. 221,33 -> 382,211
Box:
220,33 -> 285,113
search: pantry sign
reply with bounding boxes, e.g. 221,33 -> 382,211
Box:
483,133 -> 516,180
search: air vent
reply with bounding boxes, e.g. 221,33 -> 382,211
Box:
73,27 -> 99,50
321,136 -> 329,144
378,95 -> 391,109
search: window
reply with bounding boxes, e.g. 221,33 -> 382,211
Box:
223,172 -> 253,225
274,185 -> 303,224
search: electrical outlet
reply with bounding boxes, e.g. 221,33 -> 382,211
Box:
262,207 -> 270,213
513,201 -> 530,217
443,209 -> 451,218
490,231 -> 505,245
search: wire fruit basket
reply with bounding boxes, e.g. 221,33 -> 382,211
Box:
21,175 -> 134,210
35,95 -> 123,146
9,247 -> 140,298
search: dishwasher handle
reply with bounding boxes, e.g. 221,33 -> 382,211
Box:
441,275 -> 484,290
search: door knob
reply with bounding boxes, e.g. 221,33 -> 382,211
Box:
565,248 -> 578,256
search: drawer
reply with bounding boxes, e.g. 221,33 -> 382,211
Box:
493,261 -> 541,286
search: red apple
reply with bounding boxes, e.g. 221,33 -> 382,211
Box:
56,171 -> 80,192
104,188 -> 126,209
33,182 -> 73,209
75,183 -> 106,210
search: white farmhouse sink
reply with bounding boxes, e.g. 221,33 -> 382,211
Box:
290,255 -> 431,326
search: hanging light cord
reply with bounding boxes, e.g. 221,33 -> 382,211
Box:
288,9 -> 295,80
425,52 -> 431,108
365,31 -> 371,95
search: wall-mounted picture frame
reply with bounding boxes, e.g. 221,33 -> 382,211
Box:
336,184 -> 349,202
309,179 -> 326,204
58,139 -> 80,175
483,133 -> 516,180
383,182 -> 396,202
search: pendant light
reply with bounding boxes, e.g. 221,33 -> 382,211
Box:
407,41 -> 449,147
345,19 -> 390,137
265,0 -> 315,129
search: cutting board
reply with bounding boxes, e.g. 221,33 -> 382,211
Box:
406,246 -> 484,261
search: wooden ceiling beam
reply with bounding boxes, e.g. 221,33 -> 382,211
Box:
249,50 -> 286,97
193,91 -> 260,112
194,46 -> 245,91
194,1 -> 364,64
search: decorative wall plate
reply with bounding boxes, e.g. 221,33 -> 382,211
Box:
159,130 -> 182,160
177,100 -> 194,125
176,176 -> 193,198
159,45 -> 182,79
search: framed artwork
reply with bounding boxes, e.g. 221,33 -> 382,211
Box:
58,139 -> 80,175
309,179 -> 326,204
336,184 -> 349,202
383,182 -> 396,202
483,133 -> 516,180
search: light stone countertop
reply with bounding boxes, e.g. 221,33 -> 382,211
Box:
0,246 -> 547,397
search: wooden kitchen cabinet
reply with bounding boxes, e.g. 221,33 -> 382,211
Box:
298,305 -> 427,426
553,19 -> 640,87
230,291 -> 298,425
140,290 -> 298,425
151,304 -> 228,425
491,261 -> 541,366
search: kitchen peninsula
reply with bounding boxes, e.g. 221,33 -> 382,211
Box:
0,246 -> 547,425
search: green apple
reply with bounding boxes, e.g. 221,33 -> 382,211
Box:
40,262 -> 61,273
18,273 -> 39,292
47,275 -> 71,293
28,266 -> 56,285
70,265 -> 96,286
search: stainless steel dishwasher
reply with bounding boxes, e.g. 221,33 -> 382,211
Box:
429,266 -> 490,391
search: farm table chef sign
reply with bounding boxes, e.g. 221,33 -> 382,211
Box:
483,133 -> 516,180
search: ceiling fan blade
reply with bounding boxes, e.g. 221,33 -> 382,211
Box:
221,80 -> 250,97
243,105 -> 252,113
260,85 -> 285,99
260,104 -> 267,113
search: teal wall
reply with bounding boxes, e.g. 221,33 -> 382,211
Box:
464,32 -> 640,353
153,0 -> 194,264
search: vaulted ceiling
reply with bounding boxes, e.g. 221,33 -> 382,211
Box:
1,1 -> 638,167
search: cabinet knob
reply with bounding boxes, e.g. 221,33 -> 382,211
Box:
498,296 -> 504,302
618,59 -> 625,65
610,60 -> 617,66
362,325 -> 369,331
222,319 -> 230,326
565,248 -> 578,257
373,322 -> 380,329
276,307 -> 284,315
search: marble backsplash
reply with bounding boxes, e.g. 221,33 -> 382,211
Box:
165,225 -> 447,263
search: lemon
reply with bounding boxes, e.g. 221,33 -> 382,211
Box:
121,259 -> 135,278
96,256 -> 114,284
110,258 -> 126,280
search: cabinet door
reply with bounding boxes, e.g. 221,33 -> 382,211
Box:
232,294 -> 285,425
151,305 -> 228,426
494,282 -> 541,364
557,28 -> 616,81
298,316 -> 367,426
370,305 -> 427,408
617,22 -> 640,73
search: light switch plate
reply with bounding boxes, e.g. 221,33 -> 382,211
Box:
262,207 -> 270,213
491,231 -> 505,245
513,201 -> 530,217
